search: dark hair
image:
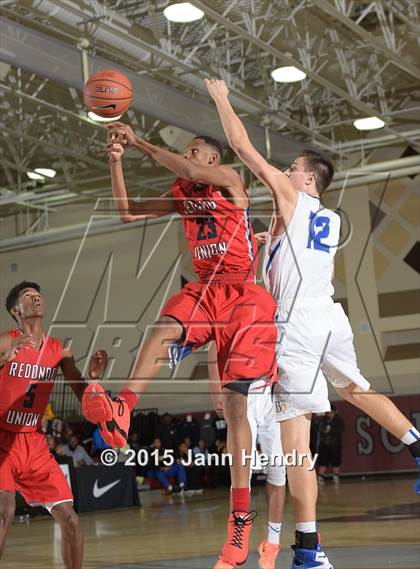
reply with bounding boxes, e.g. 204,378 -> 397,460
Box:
5,281 -> 41,321
300,149 -> 334,194
193,135 -> 224,162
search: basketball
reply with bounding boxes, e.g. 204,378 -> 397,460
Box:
84,69 -> 132,118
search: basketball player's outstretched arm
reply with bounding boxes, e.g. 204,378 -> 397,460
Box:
106,123 -> 244,202
205,79 -> 298,228
60,349 -> 108,401
107,142 -> 178,223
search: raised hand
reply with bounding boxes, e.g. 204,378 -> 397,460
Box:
107,142 -> 125,163
205,78 -> 229,101
88,350 -> 108,380
106,122 -> 137,148
1,335 -> 35,363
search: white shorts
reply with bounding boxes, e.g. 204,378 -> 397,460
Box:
248,380 -> 286,486
274,297 -> 370,422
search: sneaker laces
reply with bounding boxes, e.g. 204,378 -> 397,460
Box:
111,395 -> 125,417
230,511 -> 257,549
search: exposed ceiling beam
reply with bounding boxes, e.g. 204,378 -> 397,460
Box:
384,0 -> 420,34
193,0 -> 420,152
334,128 -> 420,150
1,126 -> 108,170
36,0 -> 333,148
313,0 -> 420,80
0,83 -> 98,127
0,15 -> 309,163
193,1 -> 386,116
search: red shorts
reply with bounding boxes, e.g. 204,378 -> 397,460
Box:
161,275 -> 278,386
0,429 -> 73,511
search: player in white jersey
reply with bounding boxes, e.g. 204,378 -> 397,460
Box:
208,342 -> 286,569
206,77 -> 420,569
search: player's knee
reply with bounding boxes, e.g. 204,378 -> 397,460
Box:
155,316 -> 184,343
223,391 -> 247,423
59,509 -> 80,537
337,383 -> 367,403
0,501 -> 15,526
267,468 -> 286,487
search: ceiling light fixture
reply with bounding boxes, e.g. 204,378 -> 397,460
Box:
27,168 -> 56,180
271,66 -> 306,83
353,116 -> 385,131
163,3 -> 204,23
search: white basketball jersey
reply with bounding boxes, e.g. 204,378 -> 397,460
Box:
263,192 -> 341,304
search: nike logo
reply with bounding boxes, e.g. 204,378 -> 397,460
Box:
93,104 -> 117,110
93,478 -> 121,498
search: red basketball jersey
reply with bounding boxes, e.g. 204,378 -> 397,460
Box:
171,178 -> 258,280
0,329 -> 62,432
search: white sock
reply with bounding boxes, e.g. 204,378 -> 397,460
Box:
267,521 -> 281,545
296,521 -> 317,533
401,428 -> 420,445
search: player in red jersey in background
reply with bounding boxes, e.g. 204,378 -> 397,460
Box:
0,281 -> 107,569
82,126 -> 279,567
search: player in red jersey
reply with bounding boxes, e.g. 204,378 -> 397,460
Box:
0,281 -> 107,569
82,125 -> 278,567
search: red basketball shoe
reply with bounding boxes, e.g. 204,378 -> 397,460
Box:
258,539 -> 281,569
82,383 -> 129,448
216,511 -> 256,567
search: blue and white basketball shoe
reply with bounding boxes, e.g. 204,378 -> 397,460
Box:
291,544 -> 333,568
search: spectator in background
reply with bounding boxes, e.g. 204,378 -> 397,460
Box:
91,426 -> 110,457
213,414 -> 227,441
318,405 -> 345,485
158,413 -> 178,450
41,402 -> 64,437
212,439 -> 230,487
193,439 -> 209,461
46,434 -> 57,456
62,435 -> 94,467
310,413 -> 322,457
200,412 -> 216,448
128,432 -> 140,453
178,441 -> 203,490
147,438 -> 187,494
180,414 -> 200,446
41,401 -> 55,433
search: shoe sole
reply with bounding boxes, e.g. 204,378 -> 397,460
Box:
83,391 -> 113,424
217,556 -> 248,568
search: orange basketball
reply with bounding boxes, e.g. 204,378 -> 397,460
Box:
84,69 -> 133,118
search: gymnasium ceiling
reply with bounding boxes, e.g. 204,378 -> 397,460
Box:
0,0 -> 419,223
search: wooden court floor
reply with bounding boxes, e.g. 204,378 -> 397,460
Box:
2,476 -> 420,568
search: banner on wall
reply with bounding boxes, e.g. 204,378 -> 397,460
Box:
182,395 -> 419,475
334,395 -> 420,474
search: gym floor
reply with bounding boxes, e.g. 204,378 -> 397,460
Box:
3,476 -> 419,569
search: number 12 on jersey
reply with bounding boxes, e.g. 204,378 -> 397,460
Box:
307,211 -> 330,253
